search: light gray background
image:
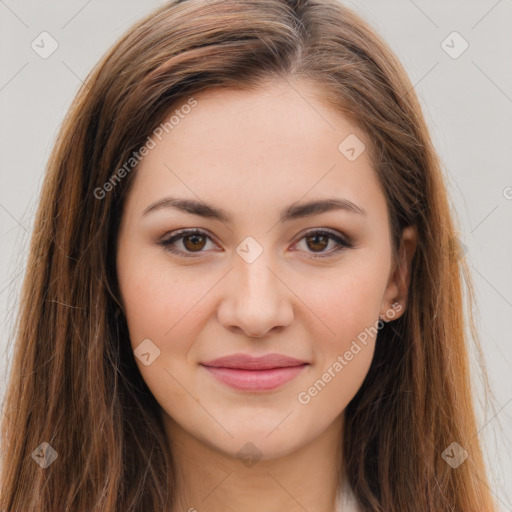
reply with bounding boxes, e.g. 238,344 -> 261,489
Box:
1,0 -> 511,509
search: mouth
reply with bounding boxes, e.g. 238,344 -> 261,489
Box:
199,353 -> 309,391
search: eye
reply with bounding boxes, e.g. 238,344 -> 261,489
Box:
293,228 -> 353,258
159,228 -> 352,258
159,228 -> 217,258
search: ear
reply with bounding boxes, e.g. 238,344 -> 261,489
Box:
380,225 -> 417,322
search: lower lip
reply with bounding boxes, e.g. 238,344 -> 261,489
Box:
201,364 -> 308,391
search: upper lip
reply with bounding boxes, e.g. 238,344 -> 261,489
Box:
200,353 -> 308,370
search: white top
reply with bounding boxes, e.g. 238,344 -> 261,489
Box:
335,480 -> 361,512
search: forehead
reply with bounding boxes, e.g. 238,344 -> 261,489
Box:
126,79 -> 385,222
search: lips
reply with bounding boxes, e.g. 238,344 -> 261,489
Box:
201,353 -> 308,370
200,353 -> 309,391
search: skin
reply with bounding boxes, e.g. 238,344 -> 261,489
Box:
116,78 -> 417,512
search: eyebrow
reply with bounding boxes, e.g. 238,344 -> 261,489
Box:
141,196 -> 366,223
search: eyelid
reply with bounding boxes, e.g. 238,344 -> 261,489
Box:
159,227 -> 353,258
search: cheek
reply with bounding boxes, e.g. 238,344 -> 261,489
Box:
295,261 -> 388,348
117,247 -> 211,356
117,251 -> 212,414
292,259 -> 388,409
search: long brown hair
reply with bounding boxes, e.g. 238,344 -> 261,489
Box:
0,0 -> 497,510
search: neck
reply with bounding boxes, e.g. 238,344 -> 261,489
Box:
163,413 -> 345,512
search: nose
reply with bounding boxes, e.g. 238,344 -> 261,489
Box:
217,249 -> 294,338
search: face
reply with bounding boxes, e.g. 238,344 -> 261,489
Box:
116,78 -> 413,462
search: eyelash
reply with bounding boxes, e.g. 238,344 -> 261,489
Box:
158,228 -> 353,259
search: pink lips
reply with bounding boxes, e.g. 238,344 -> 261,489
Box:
200,353 -> 309,391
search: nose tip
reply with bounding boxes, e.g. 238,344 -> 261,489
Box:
217,255 -> 294,338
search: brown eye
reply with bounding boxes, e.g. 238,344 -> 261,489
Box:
160,228 -> 352,259
159,229 -> 216,258
304,233 -> 330,252
295,229 -> 352,258
182,233 -> 207,252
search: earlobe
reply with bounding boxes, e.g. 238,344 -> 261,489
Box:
380,301 -> 404,322
380,225 -> 418,321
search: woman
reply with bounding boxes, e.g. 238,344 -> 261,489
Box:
0,0 -> 497,510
